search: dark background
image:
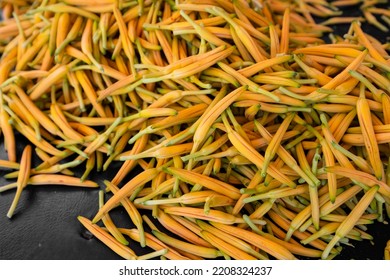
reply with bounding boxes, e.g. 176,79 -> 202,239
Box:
0,3 -> 389,260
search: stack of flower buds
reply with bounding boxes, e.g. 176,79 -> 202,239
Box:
0,0 -> 389,260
